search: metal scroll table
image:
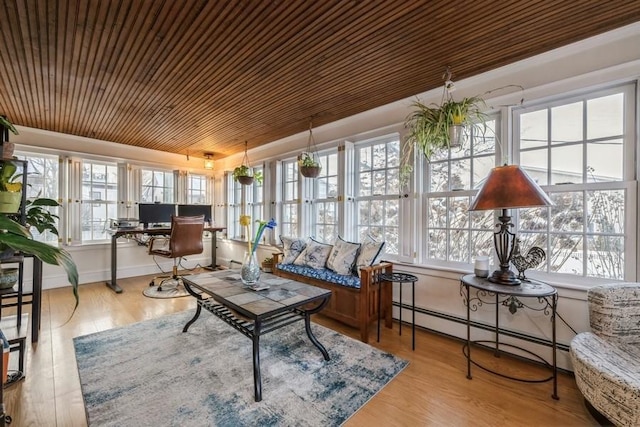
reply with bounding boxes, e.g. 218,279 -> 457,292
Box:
460,273 -> 559,399
182,270 -> 332,402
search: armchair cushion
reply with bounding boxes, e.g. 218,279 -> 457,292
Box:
277,263 -> 362,289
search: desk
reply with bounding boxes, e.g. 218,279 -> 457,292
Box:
106,226 -> 225,293
460,274 -> 558,399
182,270 -> 331,402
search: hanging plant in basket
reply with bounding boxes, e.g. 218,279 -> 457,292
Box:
299,119 -> 322,178
298,152 -> 321,178
233,141 -> 263,186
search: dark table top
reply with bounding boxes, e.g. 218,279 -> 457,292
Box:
183,270 -> 331,319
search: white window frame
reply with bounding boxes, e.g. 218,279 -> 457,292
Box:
311,150 -> 339,243
353,136 -> 401,257
279,159 -> 300,238
422,116 -> 499,268
512,82 -> 636,284
140,168 -> 175,203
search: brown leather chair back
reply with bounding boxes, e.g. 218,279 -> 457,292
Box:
169,215 -> 205,258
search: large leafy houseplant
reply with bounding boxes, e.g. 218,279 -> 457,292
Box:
0,198 -> 79,310
405,95 -> 487,160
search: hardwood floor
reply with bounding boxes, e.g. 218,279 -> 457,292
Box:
4,273 -> 596,426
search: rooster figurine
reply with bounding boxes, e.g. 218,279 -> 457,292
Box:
511,238 -> 546,280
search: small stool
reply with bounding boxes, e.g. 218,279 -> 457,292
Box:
377,272 -> 418,350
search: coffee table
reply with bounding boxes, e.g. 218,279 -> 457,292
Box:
181,270 -> 332,402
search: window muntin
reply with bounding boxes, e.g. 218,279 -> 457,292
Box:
140,169 -> 174,203
81,160 -> 118,242
280,160 -> 299,238
355,138 -> 400,254
15,151 -> 60,244
514,83 -> 634,280
424,118 -> 498,263
312,152 -> 339,243
248,165 -> 265,242
187,173 -> 208,204
226,173 -> 242,240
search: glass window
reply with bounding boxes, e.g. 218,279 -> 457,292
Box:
514,84 -> 634,280
248,165 -> 264,242
81,160 -> 119,242
15,151 -> 60,244
312,151 -> 339,243
187,173 -> 208,204
226,173 -> 242,240
280,160 -> 299,238
140,169 -> 174,203
355,137 -> 400,254
424,118 -> 498,263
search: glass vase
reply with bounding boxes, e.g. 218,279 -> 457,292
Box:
241,251 -> 261,287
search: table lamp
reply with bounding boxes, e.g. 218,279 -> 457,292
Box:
469,164 -> 553,285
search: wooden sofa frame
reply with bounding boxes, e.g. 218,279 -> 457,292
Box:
272,252 -> 393,343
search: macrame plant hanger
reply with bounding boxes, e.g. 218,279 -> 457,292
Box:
237,141 -> 255,185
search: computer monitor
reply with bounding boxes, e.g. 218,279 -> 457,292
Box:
177,204 -> 212,225
138,203 -> 176,228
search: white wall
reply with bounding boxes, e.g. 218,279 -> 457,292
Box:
10,22 -> 640,371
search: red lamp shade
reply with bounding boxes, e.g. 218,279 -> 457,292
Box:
469,164 -> 552,211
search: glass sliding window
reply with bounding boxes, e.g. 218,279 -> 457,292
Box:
280,160 -> 299,238
81,160 -> 118,241
140,169 -> 174,203
424,118 -> 497,263
312,151 -> 339,243
187,173 -> 208,204
354,137 -> 400,254
15,151 -> 60,244
514,83 -> 634,280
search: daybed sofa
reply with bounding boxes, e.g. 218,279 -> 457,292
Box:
272,236 -> 393,343
569,283 -> 640,426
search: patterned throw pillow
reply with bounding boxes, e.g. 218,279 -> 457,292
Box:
355,235 -> 385,275
280,236 -> 307,264
326,236 -> 361,276
293,238 -> 333,269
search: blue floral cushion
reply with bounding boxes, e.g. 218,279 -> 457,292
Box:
276,263 -> 362,289
293,238 -> 333,269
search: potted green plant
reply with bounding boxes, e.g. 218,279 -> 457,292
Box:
0,115 -> 18,159
0,214 -> 78,310
0,162 -> 23,213
405,95 -> 487,160
298,152 -> 322,178
233,165 -> 263,185
261,256 -> 274,273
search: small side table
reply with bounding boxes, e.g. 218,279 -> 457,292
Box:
378,272 -> 418,350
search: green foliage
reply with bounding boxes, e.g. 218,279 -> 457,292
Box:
404,96 -> 487,160
233,165 -> 263,184
298,152 -> 319,167
400,96 -> 488,190
22,197 -> 60,236
0,162 -> 23,192
0,214 -> 78,311
0,116 -> 18,135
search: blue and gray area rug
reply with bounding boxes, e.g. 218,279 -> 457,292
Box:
74,310 -> 408,426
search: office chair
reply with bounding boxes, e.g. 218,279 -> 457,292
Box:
148,215 -> 205,291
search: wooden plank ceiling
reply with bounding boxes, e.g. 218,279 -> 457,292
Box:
0,0 -> 639,161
